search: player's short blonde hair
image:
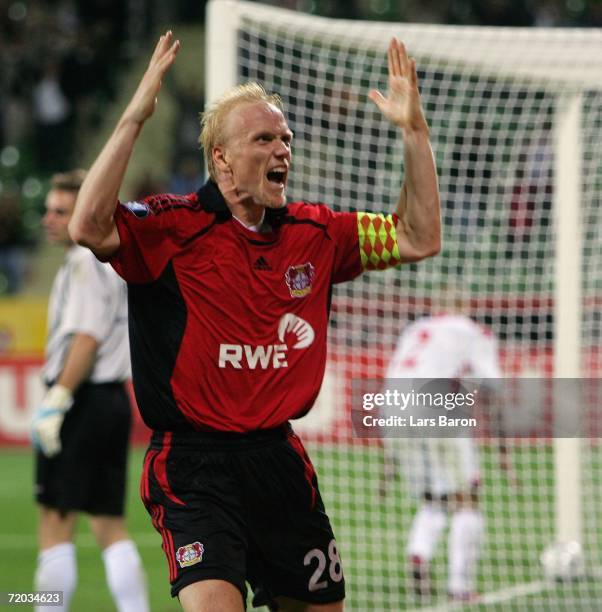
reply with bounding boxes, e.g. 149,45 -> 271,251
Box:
50,169 -> 87,193
199,82 -> 283,182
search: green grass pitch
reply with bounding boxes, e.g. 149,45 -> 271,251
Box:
1,444 -> 600,611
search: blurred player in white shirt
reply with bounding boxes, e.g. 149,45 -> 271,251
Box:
383,305 -> 502,602
30,171 -> 148,612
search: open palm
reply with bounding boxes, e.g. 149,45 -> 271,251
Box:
369,38 -> 428,133
124,31 -> 180,125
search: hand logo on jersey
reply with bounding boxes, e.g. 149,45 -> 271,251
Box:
278,313 -> 315,349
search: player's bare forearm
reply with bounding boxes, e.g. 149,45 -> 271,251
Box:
69,31 -> 180,258
69,118 -> 142,257
55,334 -> 99,392
369,38 -> 440,262
395,129 -> 441,262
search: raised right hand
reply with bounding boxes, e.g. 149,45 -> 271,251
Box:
123,31 -> 180,125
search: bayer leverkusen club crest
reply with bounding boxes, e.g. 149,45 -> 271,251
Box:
285,262 -> 315,298
176,542 -> 204,567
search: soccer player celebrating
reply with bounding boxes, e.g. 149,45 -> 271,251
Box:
69,31 -> 440,611
31,171 -> 149,612
383,305 -> 502,602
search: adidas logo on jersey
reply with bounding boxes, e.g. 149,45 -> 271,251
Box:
253,256 -> 272,271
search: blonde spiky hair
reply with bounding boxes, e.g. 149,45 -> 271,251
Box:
199,82 -> 283,182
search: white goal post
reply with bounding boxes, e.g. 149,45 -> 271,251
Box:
205,1 -> 602,608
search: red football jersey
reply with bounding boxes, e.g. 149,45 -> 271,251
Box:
108,180 -> 397,432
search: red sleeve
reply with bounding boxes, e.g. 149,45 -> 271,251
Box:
108,193 -> 204,284
289,202 -> 362,283
317,207 -> 362,284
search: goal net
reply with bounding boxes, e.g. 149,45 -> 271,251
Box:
206,1 -> 602,609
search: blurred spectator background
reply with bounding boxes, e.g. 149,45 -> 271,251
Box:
0,0 -> 599,297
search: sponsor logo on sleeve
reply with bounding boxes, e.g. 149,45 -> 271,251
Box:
122,201 -> 150,218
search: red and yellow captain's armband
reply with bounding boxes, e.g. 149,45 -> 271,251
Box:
357,212 -> 402,271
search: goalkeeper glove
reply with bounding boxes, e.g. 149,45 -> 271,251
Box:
31,385 -> 73,457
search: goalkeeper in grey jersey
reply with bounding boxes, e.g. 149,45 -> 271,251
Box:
30,170 -> 149,612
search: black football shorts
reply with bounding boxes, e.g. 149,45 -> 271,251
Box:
141,424 -> 345,607
35,382 -> 132,516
